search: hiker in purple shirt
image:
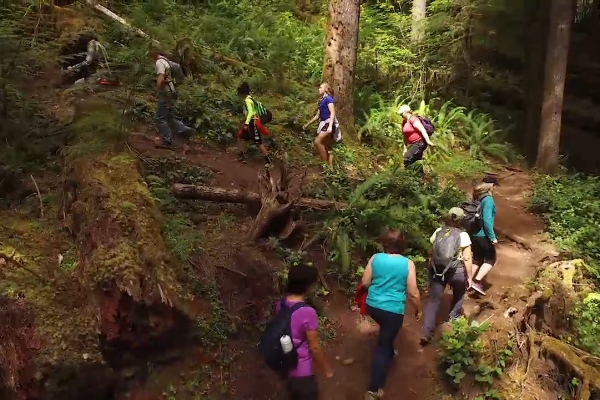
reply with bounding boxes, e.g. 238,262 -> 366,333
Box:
275,265 -> 333,399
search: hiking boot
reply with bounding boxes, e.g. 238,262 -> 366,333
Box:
264,155 -> 273,168
470,282 -> 486,295
181,126 -> 195,138
365,391 -> 383,399
237,151 -> 248,163
419,337 -> 431,347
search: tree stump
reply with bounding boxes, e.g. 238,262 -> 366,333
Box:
247,163 -> 307,241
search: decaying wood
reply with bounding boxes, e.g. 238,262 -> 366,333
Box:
174,163 -> 341,241
172,184 -> 346,210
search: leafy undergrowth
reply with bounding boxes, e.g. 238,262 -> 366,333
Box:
529,174 -> 600,281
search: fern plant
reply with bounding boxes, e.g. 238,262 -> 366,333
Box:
458,111 -> 513,162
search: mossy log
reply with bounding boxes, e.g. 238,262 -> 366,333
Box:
538,335 -> 600,400
0,297 -> 39,400
70,153 -> 187,352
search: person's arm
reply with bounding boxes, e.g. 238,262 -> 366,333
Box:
306,330 -> 333,377
361,255 -> 375,287
410,117 -> 434,146
462,245 -> 473,281
482,197 -> 497,243
69,41 -> 95,71
406,260 -> 422,320
303,110 -> 320,129
244,97 -> 255,125
326,101 -> 336,133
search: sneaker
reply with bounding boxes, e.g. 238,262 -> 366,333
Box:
470,282 -> 486,295
237,152 -> 247,163
365,391 -> 383,399
180,126 -> 195,137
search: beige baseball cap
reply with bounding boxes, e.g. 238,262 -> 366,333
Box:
448,207 -> 465,220
397,105 -> 411,115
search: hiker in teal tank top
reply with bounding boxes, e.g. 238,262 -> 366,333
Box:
361,230 -> 422,399
366,254 -> 409,315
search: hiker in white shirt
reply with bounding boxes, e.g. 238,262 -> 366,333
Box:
150,50 -> 194,147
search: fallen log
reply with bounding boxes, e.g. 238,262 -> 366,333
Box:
66,99 -> 190,367
174,163 -> 343,241
172,183 -> 346,210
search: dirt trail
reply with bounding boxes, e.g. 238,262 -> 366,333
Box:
128,133 -> 550,399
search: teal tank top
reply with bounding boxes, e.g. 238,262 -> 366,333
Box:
365,253 -> 409,315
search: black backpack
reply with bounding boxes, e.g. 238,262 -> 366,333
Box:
418,116 -> 435,137
460,195 -> 489,234
258,299 -> 306,379
431,226 -> 462,279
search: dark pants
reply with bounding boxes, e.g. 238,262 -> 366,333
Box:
63,64 -> 96,85
287,375 -> 318,400
155,94 -> 190,145
404,140 -> 428,176
421,268 -> 467,340
367,305 -> 404,392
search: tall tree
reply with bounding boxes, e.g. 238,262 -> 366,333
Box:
523,0 -> 550,160
535,0 -> 573,174
411,0 -> 426,43
322,0 -> 361,138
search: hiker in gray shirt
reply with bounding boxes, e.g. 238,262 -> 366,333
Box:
63,31 -> 107,84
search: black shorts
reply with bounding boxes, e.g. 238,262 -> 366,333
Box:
471,236 -> 496,266
287,375 -> 318,400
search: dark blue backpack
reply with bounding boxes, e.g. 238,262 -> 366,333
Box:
258,299 -> 307,379
418,116 -> 435,137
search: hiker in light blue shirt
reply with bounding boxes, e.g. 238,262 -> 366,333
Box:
361,230 -> 422,399
469,175 -> 499,295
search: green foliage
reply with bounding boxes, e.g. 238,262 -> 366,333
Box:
529,174 -> 600,280
440,318 -> 513,399
571,297 -> 600,357
324,164 -> 465,276
441,318 -> 490,384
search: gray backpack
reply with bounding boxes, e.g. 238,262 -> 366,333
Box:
431,226 -> 462,279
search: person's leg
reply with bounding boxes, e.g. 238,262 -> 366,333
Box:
367,306 -> 403,393
251,120 -> 271,164
167,99 -> 193,136
314,131 -> 330,164
287,376 -> 318,400
472,238 -> 496,295
448,270 -> 467,320
421,274 -> 446,343
403,141 -> 427,176
155,95 -> 173,145
323,133 -> 334,168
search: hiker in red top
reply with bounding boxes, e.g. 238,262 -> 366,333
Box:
397,105 -> 434,177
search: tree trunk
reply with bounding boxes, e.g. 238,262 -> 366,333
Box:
172,184 -> 346,210
523,0 -> 550,159
535,0 -> 573,174
411,0 -> 427,43
322,0 -> 361,139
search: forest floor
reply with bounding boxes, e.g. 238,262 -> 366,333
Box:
128,131 -> 556,400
